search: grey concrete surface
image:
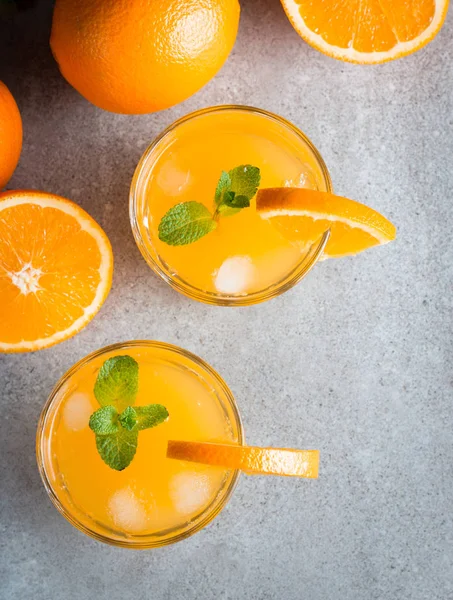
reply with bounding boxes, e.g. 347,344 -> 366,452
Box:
1,1 -> 452,599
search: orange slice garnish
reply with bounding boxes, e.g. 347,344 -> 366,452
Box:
256,187 -> 396,259
167,441 -> 319,478
280,0 -> 449,64
0,190 -> 113,352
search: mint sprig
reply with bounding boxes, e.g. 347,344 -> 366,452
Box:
89,356 -> 169,471
158,164 -> 261,246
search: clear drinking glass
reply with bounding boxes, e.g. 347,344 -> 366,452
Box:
130,105 -> 332,306
36,341 -> 244,548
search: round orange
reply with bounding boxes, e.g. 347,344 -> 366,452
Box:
50,0 -> 240,114
0,82 -> 22,190
0,191 -> 113,353
281,0 -> 449,64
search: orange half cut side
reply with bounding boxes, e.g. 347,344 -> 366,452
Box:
0,190 -> 113,352
281,0 -> 449,64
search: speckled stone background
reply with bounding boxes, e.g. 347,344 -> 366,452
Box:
1,1 -> 452,599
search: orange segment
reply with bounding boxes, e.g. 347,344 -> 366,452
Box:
0,191 -> 113,352
167,441 -> 319,478
256,187 -> 396,259
280,0 -> 449,64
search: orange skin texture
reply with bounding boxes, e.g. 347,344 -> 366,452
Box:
50,0 -> 240,114
0,82 -> 22,190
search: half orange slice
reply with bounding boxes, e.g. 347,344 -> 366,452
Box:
257,188 -> 396,258
281,0 -> 449,64
0,190 -> 113,352
167,441 -> 319,478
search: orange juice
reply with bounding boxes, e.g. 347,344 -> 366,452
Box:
37,342 -> 243,548
130,106 -> 332,305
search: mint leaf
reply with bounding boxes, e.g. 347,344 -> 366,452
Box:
214,165 -> 260,219
158,201 -> 217,246
118,404 -> 169,431
222,190 -> 236,205
215,191 -> 250,217
95,427 -> 138,471
232,195 -> 250,208
118,406 -> 137,431
133,405 -> 169,430
89,406 -> 119,435
228,165 -> 260,201
215,171 -> 232,205
94,356 -> 139,410
223,192 -> 250,209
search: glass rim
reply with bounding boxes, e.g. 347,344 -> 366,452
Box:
36,340 -> 244,549
129,104 -> 333,306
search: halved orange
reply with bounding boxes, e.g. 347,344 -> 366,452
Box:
167,441 -> 319,478
281,0 -> 449,64
0,191 -> 113,352
257,188 -> 396,258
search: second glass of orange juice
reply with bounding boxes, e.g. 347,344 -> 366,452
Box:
37,341 -> 243,548
130,106 -> 332,305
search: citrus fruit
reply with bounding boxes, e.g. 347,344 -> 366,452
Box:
280,0 -> 449,64
256,188 -> 396,258
167,441 -> 319,478
50,0 -> 240,114
0,82 -> 22,190
0,191 -> 113,352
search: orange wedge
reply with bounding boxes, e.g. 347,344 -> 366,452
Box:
256,188 -> 396,258
0,190 -> 113,352
280,0 -> 449,64
167,441 -> 319,478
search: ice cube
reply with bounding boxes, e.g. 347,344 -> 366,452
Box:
156,161 -> 190,196
214,256 -> 255,295
62,392 -> 92,431
283,166 -> 318,189
108,488 -> 148,533
169,472 -> 213,516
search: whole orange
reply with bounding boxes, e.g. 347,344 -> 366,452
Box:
0,82 -> 22,190
50,0 -> 240,114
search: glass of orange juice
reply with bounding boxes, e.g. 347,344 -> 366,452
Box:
36,341 -> 243,548
130,105 -> 332,306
